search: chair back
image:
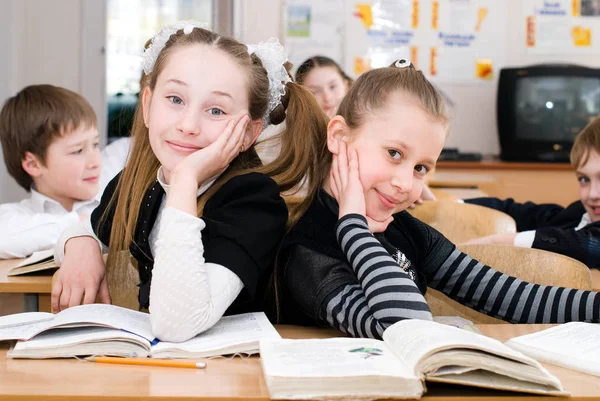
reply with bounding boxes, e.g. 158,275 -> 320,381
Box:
408,200 -> 516,243
425,244 -> 592,324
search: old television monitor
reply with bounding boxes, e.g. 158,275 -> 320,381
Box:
497,65 -> 600,162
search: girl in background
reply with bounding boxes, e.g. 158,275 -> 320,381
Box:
295,55 -> 352,119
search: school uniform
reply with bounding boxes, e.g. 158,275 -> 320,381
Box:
278,189 -> 600,339
0,188 -> 98,259
90,169 -> 288,317
465,197 -> 600,268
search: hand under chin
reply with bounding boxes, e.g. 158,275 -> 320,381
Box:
365,212 -> 394,233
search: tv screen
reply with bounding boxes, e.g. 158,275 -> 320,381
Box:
514,76 -> 600,143
498,65 -> 600,162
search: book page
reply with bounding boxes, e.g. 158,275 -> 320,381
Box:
0,312 -> 53,328
8,327 -> 151,359
10,327 -> 150,352
49,304 -> 154,341
0,313 -> 54,341
382,319 -> 537,372
0,304 -> 153,342
260,337 -> 415,379
15,249 -> 54,267
151,312 -> 280,355
506,322 -> 600,377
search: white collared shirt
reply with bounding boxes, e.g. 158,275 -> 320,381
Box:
514,213 -> 591,248
0,188 -> 98,259
55,166 -> 242,342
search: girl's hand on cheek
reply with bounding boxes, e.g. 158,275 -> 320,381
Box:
329,141 -> 392,233
171,114 -> 249,186
330,140 -> 366,219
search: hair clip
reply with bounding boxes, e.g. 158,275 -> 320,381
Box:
394,59 -> 411,69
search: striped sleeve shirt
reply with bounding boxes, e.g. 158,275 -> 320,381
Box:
323,214 -> 600,339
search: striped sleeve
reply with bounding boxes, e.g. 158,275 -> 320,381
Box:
321,214 -> 432,339
429,249 -> 600,323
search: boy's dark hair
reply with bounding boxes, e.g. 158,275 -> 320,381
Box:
571,117 -> 600,169
0,84 -> 97,190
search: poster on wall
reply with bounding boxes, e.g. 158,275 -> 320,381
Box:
344,0 -> 505,84
283,0 -> 345,71
429,0 -> 504,83
524,0 -> 600,54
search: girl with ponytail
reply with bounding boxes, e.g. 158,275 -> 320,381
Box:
51,22 -> 328,342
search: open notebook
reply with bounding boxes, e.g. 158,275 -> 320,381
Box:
0,304 -> 280,359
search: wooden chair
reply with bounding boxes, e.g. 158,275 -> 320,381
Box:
425,244 -> 593,324
429,188 -> 460,201
407,200 -> 517,244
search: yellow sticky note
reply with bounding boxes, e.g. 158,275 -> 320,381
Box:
526,15 -> 536,47
430,47 -> 437,76
573,0 -> 580,16
355,4 -> 373,29
475,8 -> 488,31
354,57 -> 369,75
476,59 -> 493,80
572,26 -> 591,47
412,0 -> 420,29
411,46 -> 419,70
432,1 -> 439,30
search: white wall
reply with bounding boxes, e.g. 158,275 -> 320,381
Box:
235,0 -> 282,43
0,0 -> 106,203
439,0 -> 600,154
241,0 -> 600,155
2,0 -> 598,204
0,0 -> 25,203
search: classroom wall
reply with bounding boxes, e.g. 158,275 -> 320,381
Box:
1,0 -> 599,203
243,0 -> 600,155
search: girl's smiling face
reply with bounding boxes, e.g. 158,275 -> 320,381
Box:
330,92 -> 447,224
142,44 -> 252,182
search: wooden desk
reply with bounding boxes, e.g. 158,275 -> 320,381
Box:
0,324 -> 599,400
431,161 -> 578,207
592,269 -> 600,292
0,259 -> 52,313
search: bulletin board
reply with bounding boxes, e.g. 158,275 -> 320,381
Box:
524,0 -> 600,54
282,0 -> 345,70
342,0 -> 506,84
281,0 -> 600,84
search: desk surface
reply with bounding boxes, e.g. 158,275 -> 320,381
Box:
0,258 -> 52,294
436,160 -> 573,171
1,324 -> 599,400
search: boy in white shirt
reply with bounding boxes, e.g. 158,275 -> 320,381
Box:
0,84 -> 101,259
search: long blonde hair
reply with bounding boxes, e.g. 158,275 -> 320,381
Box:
98,27 -> 329,302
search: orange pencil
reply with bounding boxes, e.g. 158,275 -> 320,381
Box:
87,356 -> 206,369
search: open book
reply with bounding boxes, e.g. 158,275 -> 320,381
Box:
7,249 -> 57,276
0,304 -> 280,359
506,322 -> 600,377
260,319 -> 567,400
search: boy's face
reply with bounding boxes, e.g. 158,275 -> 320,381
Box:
26,125 -> 101,210
343,93 -> 446,224
576,149 -> 600,222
